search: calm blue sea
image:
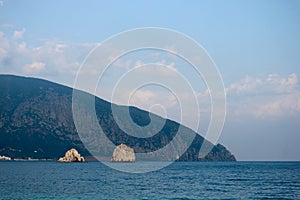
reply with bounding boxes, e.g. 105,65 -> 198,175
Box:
0,161 -> 299,199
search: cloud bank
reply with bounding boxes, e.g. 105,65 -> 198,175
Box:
227,73 -> 300,118
1,27 -> 299,123
0,28 -> 96,86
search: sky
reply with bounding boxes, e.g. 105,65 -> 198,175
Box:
0,0 -> 300,161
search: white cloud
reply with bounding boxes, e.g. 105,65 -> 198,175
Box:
254,92 -> 300,118
131,59 -> 178,77
227,73 -> 298,96
129,89 -> 178,111
53,43 -> 67,53
16,42 -> 27,52
226,75 -> 262,94
227,74 -> 300,118
0,29 -> 96,86
1,27 -> 299,123
0,0 -> 3,6
13,28 -> 26,40
23,62 -> 46,74
127,88 -> 183,124
130,90 -> 155,104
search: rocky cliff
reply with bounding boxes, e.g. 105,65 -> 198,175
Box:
111,144 -> 136,162
58,148 -> 85,162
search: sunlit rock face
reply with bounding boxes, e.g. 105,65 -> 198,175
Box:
111,144 -> 136,162
0,155 -> 11,160
58,148 -> 85,162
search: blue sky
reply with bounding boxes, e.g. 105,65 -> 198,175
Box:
0,0 -> 300,160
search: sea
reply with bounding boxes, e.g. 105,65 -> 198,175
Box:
0,161 -> 299,199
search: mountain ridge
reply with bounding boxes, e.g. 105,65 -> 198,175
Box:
0,74 -> 235,161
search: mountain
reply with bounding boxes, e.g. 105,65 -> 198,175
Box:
0,75 -> 235,161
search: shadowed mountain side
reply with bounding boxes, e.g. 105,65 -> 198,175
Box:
0,75 -> 235,161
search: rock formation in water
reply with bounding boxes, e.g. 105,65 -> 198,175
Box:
111,144 -> 136,162
58,148 -> 85,162
0,155 -> 11,160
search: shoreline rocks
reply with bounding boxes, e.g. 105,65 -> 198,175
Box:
111,144 -> 136,162
0,155 -> 11,160
58,148 -> 85,162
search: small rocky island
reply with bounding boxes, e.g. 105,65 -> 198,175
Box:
58,148 -> 85,162
111,144 -> 136,162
